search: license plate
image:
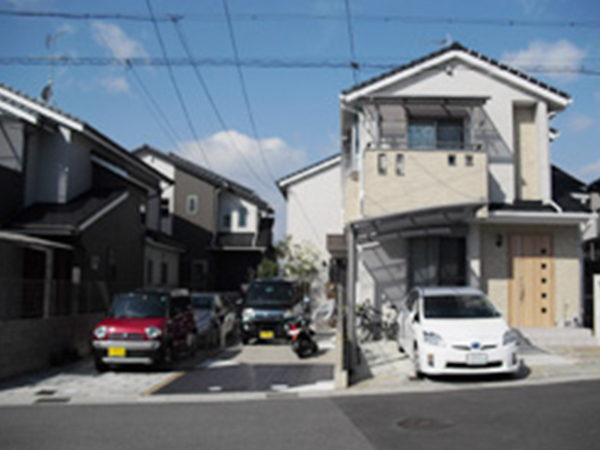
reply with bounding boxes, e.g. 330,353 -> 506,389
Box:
466,353 -> 488,366
108,347 -> 126,357
259,330 -> 275,340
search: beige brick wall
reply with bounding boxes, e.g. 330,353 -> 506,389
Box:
480,224 -> 581,326
554,226 -> 582,325
514,105 -> 540,201
362,150 -> 488,217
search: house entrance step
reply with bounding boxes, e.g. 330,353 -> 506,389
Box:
519,327 -> 598,348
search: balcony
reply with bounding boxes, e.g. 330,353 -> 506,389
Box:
362,148 -> 488,218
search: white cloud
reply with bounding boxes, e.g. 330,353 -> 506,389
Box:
99,76 -> 130,94
175,130 -> 308,240
517,0 -> 547,16
566,113 -> 594,133
502,40 -> 586,83
91,22 -> 148,59
5,0 -> 46,7
579,160 -> 600,178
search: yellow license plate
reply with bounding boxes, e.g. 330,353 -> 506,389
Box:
108,347 -> 126,357
259,330 -> 275,340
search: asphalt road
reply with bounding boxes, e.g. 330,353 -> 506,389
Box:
2,379 -> 600,450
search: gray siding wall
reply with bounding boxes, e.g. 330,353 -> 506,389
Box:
0,117 -> 25,223
173,168 -> 216,287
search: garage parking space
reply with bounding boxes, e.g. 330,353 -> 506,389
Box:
155,334 -> 336,395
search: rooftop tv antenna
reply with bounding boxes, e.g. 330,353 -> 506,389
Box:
41,29 -> 66,103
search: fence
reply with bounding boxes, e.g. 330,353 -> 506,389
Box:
0,279 -> 139,321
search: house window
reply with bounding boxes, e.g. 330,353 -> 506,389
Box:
396,154 -> 405,176
160,262 -> 168,285
408,119 -> 464,150
409,236 -> 466,287
160,198 -> 170,217
223,213 -> 232,229
465,154 -> 474,167
187,195 -> 198,215
448,154 -> 456,166
378,153 -> 388,175
238,207 -> 248,228
147,259 -> 154,285
191,260 -> 208,290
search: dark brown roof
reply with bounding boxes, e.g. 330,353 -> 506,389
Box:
342,42 -> 570,101
135,145 -> 273,212
8,189 -> 127,234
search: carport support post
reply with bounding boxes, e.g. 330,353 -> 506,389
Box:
345,225 -> 358,377
594,274 -> 600,343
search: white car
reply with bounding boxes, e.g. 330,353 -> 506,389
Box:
397,287 -> 520,376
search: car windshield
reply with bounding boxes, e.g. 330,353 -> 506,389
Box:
109,292 -> 168,319
246,282 -> 294,307
192,294 -> 214,309
423,294 -> 501,319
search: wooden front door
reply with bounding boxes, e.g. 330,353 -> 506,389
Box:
508,234 -> 554,328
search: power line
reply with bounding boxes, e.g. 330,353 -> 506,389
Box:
126,61 -> 183,147
343,0 -> 360,84
1,9 -> 599,29
221,0 -> 278,183
2,56 -> 598,75
171,18 -> 276,193
145,0 -> 211,169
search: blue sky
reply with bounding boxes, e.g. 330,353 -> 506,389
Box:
1,0 -> 599,239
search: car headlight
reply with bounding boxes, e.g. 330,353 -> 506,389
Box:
242,308 -> 255,322
145,326 -> 162,340
503,329 -> 519,346
423,331 -> 444,347
93,325 -> 108,340
284,309 -> 294,320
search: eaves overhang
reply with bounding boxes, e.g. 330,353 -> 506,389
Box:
482,210 -> 595,226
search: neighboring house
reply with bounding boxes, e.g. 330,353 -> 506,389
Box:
0,81 -> 177,380
135,145 -> 274,292
339,42 -> 593,331
584,176 -> 600,326
277,154 -> 343,302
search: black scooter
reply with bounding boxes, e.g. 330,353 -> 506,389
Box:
286,316 -> 318,358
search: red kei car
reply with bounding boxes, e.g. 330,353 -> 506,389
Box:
92,289 -> 197,371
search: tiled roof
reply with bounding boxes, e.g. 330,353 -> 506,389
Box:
135,145 -> 272,212
341,42 -> 570,101
8,189 -> 127,234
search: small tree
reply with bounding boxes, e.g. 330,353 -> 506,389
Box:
277,237 -> 321,296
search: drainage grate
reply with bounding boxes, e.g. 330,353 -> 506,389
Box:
35,389 -> 57,396
35,397 -> 70,404
397,417 -> 453,431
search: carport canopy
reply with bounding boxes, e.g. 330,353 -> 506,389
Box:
349,202 -> 485,244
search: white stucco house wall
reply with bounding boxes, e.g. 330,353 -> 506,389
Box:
277,154 -> 343,302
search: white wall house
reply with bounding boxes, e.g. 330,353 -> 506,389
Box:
277,155 -> 343,302
339,42 -> 592,330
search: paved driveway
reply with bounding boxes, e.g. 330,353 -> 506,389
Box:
155,335 -> 336,395
0,332 -> 336,405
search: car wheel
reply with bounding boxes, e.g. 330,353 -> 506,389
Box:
94,358 -> 108,373
188,333 -> 198,356
160,344 -> 174,370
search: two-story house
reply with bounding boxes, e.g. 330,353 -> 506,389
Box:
0,81 -> 177,380
280,43 -> 593,335
135,145 -> 274,292
340,42 -> 593,331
